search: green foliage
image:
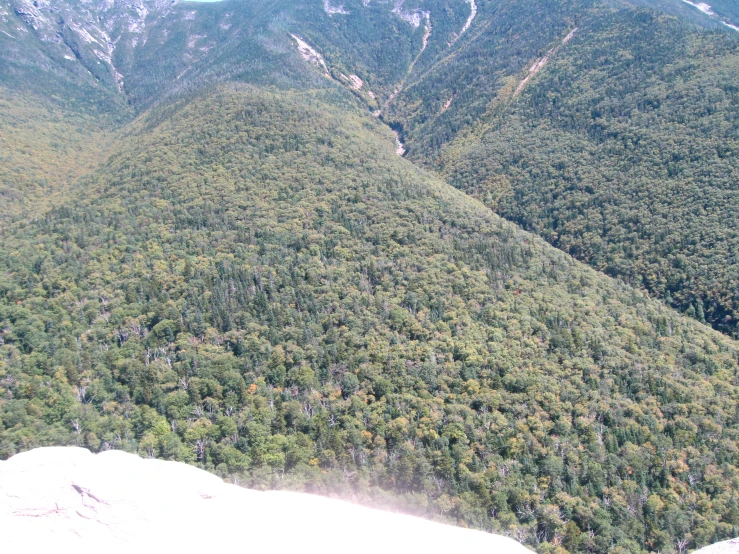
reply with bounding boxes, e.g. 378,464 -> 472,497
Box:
119,0 -> 424,110
379,4 -> 739,337
635,0 -> 739,29
2,86 -> 739,553
0,88 -> 118,222
434,10 -> 739,336
4,0 -> 739,552
386,0 -> 597,156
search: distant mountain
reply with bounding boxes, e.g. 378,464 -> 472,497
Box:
0,0 -> 170,98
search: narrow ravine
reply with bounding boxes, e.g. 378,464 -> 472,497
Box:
450,0 -> 477,45
377,10 -> 432,155
382,11 -> 431,112
678,0 -> 739,32
421,13 -> 432,52
514,28 -> 577,97
289,33 -> 408,156
394,130 -> 406,156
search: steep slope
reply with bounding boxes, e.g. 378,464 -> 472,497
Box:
382,0 -> 599,155
49,0 -> 450,111
0,89 -> 116,222
381,4 -> 739,337
2,85 -> 739,553
635,0 -> 739,31
435,11 -> 739,337
0,0 -> 172,93
0,0 -> 132,221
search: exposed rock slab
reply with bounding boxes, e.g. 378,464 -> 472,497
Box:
694,538 -> 739,553
1,447 -> 531,553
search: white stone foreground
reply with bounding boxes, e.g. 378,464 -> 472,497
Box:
1,447 -> 532,553
694,538 -> 739,553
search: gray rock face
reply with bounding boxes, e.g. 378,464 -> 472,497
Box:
3,0 -> 171,89
1,447 -> 532,553
694,538 -> 739,554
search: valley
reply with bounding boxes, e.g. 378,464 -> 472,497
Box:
1,0 -> 739,552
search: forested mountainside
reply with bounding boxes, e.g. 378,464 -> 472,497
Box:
0,88 -> 116,220
2,0 -> 739,553
629,0 -> 739,30
3,85 -> 739,554
382,3 -> 739,337
0,0 -> 131,220
431,11 -> 739,337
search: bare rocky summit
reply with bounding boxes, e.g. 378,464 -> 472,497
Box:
694,538 -> 739,554
1,447 -> 532,553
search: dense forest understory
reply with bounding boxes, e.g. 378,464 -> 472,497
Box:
2,0 -> 739,553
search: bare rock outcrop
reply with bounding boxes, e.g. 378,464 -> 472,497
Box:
1,447 -> 531,553
694,538 -> 739,553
